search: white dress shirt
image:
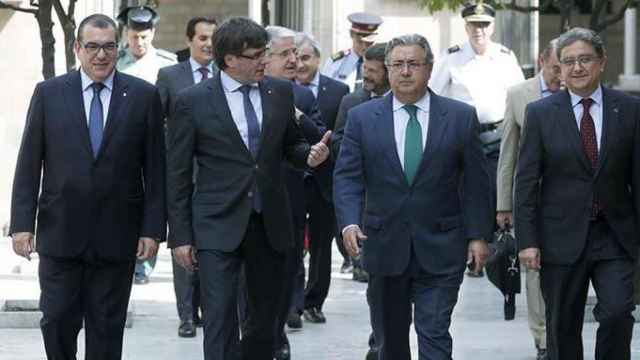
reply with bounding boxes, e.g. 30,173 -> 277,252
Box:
297,71 -> 320,98
569,85 -> 603,150
392,92 -> 430,170
189,57 -> 214,84
220,70 -> 263,148
80,68 -> 114,127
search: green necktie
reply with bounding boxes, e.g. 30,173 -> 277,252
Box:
403,104 -> 423,184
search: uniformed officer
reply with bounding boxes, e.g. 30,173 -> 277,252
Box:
430,1 -> 524,277
116,6 -> 177,85
321,12 -> 383,92
430,1 -> 524,125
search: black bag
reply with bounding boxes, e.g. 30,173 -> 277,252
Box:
485,225 -> 521,320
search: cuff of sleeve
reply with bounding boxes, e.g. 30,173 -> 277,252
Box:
342,224 -> 359,235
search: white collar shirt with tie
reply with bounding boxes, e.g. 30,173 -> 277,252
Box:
80,68 -> 114,127
569,85 -> 603,150
220,70 -> 263,148
392,91 -> 430,170
297,70 -> 320,98
189,57 -> 214,84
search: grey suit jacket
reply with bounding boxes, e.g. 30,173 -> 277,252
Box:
496,75 -> 542,211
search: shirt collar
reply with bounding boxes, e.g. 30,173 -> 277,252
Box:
392,90 -> 431,114
296,70 -> 320,88
189,57 -> 213,74
569,85 -> 603,108
220,70 -> 257,93
80,67 -> 115,92
371,89 -> 391,98
539,74 -> 549,94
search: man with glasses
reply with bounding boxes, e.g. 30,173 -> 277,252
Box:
515,27 -> 640,360
156,16 -> 218,338
167,17 -> 331,360
496,38 -> 561,360
10,14 -> 166,360
430,1 -> 524,277
334,33 -> 492,359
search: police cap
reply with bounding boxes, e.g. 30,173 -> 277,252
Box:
117,6 -> 158,31
462,1 -> 495,23
347,12 -> 383,36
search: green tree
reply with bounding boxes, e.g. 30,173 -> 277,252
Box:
417,0 -> 638,33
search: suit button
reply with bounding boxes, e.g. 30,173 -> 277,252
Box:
248,191 -> 254,198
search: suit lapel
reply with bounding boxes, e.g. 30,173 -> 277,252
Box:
257,79 -> 274,160
99,72 -> 130,159
376,94 -> 407,185
596,87 -> 618,178
180,61 -> 196,88
553,91 -> 592,173
414,93 -> 448,183
63,71 -> 94,158
208,73 -> 253,159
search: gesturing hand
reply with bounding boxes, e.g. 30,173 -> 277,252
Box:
307,131 -> 332,168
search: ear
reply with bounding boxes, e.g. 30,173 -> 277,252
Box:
224,54 -> 235,69
73,40 -> 81,54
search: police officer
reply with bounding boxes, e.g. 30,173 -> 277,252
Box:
430,1 -> 524,277
321,12 -> 382,92
116,6 -> 177,85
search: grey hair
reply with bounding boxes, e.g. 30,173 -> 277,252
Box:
265,25 -> 296,48
541,38 -> 559,60
385,34 -> 434,65
295,32 -> 321,57
556,27 -> 606,60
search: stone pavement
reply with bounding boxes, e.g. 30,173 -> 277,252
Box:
1,236 -> 639,360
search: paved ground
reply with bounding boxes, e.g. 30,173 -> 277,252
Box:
1,237 -> 640,360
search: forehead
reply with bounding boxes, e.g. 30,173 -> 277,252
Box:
560,40 -> 597,57
194,22 -> 216,35
81,25 -> 116,42
297,43 -> 316,56
389,45 -> 425,60
128,28 -> 153,37
271,36 -> 295,50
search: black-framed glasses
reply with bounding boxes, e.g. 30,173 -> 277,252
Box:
269,47 -> 298,58
81,41 -> 118,55
386,61 -> 428,72
237,48 -> 268,61
559,55 -> 599,68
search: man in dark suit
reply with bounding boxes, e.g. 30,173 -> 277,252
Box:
331,42 -> 389,360
156,15 -> 217,339
10,14 -> 166,360
515,28 -> 640,360
334,34 -> 492,359
167,18 -> 331,360
294,32 -> 349,327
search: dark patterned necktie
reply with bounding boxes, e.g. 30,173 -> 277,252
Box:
89,82 -> 105,157
238,84 -> 262,212
197,67 -> 209,83
579,98 -> 600,217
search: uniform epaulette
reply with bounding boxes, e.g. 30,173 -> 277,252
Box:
156,49 -> 178,61
447,45 -> 461,54
500,45 -> 512,54
331,49 -> 349,61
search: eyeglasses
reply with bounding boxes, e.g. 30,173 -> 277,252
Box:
386,61 -> 428,72
81,41 -> 118,55
237,48 -> 268,61
269,47 -> 298,58
559,55 -> 599,68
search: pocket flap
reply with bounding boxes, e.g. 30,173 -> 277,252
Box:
437,216 -> 462,231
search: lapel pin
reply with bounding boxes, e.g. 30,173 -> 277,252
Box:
123,92 -> 127,97
614,108 -> 618,113
267,90 -> 272,95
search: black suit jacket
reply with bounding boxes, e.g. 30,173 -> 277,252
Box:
10,70 -> 166,261
167,73 -> 310,253
331,88 -> 372,156
156,61 -> 219,120
514,87 -> 640,264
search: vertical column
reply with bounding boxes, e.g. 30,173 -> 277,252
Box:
248,0 -> 262,24
617,7 -> 640,92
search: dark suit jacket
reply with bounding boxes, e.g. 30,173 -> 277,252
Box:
333,92 -> 493,275
331,88 -> 372,156
167,73 -> 310,253
10,70 -> 166,261
156,60 -> 219,119
514,87 -> 640,264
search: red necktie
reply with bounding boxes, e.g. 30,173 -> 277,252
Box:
579,98 -> 600,217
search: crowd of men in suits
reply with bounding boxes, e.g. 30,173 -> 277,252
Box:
8,1 -> 640,360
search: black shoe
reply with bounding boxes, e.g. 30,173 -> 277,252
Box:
365,348 -> 378,360
536,348 -> 547,360
340,259 -> 353,274
353,267 -> 369,283
286,312 -> 303,329
303,307 -> 326,323
178,320 -> 196,338
133,274 -> 149,285
274,342 -> 290,360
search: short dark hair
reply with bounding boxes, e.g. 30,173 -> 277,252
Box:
556,27 -> 606,60
364,43 -> 387,64
186,16 -> 217,41
212,17 -> 269,70
77,14 -> 118,43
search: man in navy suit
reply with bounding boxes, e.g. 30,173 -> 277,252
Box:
294,32 -> 350,326
156,15 -> 217,338
334,34 -> 492,359
10,14 -> 166,360
167,18 -> 330,360
515,28 -> 640,360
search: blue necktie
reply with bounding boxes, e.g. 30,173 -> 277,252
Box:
89,82 -> 105,157
238,85 -> 262,212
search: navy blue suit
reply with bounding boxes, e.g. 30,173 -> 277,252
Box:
334,91 -> 492,359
